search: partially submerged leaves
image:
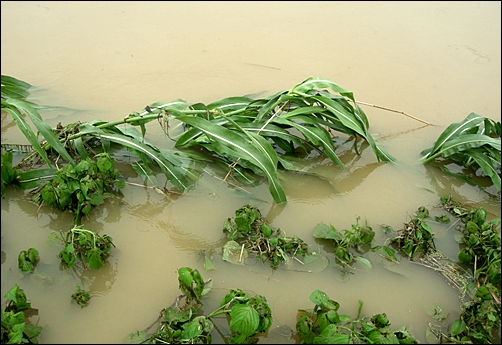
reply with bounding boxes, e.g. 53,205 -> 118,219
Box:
421,112 -> 501,192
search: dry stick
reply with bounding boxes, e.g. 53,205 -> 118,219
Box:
353,100 -> 432,126
238,243 -> 246,263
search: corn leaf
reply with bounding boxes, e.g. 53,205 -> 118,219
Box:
175,115 -> 287,204
468,150 -> 501,192
16,168 -> 58,190
5,98 -> 75,166
423,134 -> 500,162
421,112 -> 484,160
131,161 -> 159,186
2,103 -> 53,167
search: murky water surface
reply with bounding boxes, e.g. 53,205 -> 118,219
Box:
1,1 -> 500,343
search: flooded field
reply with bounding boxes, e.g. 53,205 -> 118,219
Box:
1,1 -> 500,343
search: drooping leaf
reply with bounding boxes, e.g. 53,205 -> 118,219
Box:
175,115 -> 287,204
421,112 -> 484,160
2,103 -> 53,167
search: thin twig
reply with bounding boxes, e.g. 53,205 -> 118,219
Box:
353,100 -> 431,126
239,243 -> 245,263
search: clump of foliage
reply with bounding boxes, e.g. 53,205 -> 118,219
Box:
126,267 -> 272,344
390,206 -> 435,260
48,225 -> 115,270
17,248 -> 40,273
429,195 -> 501,344
387,196 -> 500,344
296,289 -> 417,344
32,153 -> 125,224
71,285 -> 91,307
222,204 -> 310,268
421,112 -> 501,192
1,285 -> 43,344
1,150 -> 18,197
313,216 -> 376,270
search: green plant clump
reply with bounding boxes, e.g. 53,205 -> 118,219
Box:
313,216 -> 375,270
48,225 -> 115,270
222,204 -> 310,267
71,285 -> 91,307
435,195 -> 501,344
32,153 -> 125,224
126,267 -> 272,344
17,248 -> 40,273
1,285 -> 43,344
296,289 -> 417,344
421,112 -> 501,192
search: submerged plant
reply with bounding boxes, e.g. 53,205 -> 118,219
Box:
421,112 -> 501,192
48,225 -> 115,270
296,290 -> 417,344
17,248 -> 40,273
126,267 -> 272,344
31,153 -> 125,224
222,204 -> 310,268
1,285 -> 43,344
2,75 -> 395,205
313,216 -> 375,271
71,285 -> 91,307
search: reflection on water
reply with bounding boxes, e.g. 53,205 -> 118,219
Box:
1,1 -> 500,344
77,260 -> 119,298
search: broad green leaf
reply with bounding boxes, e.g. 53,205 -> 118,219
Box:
353,256 -> 372,271
229,304 -> 260,336
450,319 -> 466,336
302,252 -> 330,272
312,222 -> 331,239
180,319 -> 204,339
222,240 -> 247,265
178,267 -> 194,290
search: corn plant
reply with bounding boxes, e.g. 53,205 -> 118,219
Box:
421,112 -> 501,192
2,75 -> 394,205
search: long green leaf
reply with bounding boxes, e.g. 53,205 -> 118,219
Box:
273,116 -> 344,167
421,112 -> 484,160
6,98 -> 75,166
468,150 -> 501,192
16,168 -> 57,190
2,104 -> 52,167
207,97 -> 253,113
423,134 -> 500,163
131,161 -> 159,186
175,115 -> 287,204
1,75 -> 31,89
77,124 -> 192,193
101,133 -> 191,192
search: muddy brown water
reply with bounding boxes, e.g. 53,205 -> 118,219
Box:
1,1 -> 500,343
